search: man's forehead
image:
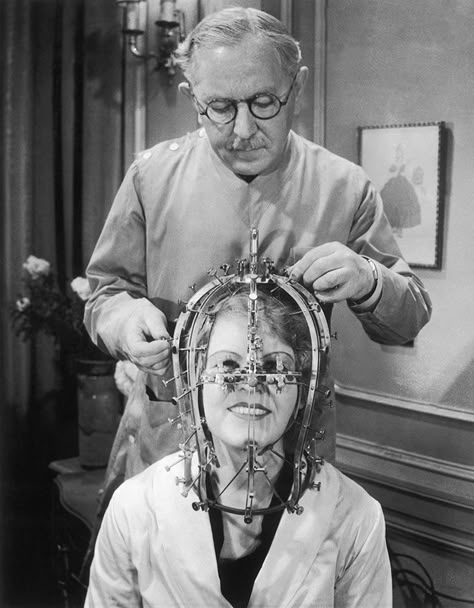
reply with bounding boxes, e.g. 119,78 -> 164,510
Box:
188,38 -> 285,96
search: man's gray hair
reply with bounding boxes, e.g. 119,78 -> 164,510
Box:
174,7 -> 302,79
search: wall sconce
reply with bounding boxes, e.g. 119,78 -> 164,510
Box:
116,0 -> 185,83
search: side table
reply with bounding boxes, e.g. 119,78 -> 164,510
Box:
49,457 -> 106,608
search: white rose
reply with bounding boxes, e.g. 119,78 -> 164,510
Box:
16,297 -> 31,312
23,255 -> 51,279
70,276 -> 92,301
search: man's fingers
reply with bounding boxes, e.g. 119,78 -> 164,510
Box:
127,337 -> 172,376
131,347 -> 171,373
134,361 -> 170,376
290,244 -> 341,280
133,349 -> 170,365
290,251 -> 319,280
130,337 -> 171,358
142,360 -> 171,376
312,268 -> 346,292
314,283 -> 350,303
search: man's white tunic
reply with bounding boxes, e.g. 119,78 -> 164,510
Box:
85,129 -> 431,469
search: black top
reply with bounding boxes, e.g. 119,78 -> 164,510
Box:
208,462 -> 293,608
237,174 -> 258,183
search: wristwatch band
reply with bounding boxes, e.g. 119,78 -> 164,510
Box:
348,256 -> 378,305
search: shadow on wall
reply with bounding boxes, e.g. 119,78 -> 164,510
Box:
440,340 -> 474,409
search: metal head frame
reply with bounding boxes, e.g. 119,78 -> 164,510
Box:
168,229 -> 331,523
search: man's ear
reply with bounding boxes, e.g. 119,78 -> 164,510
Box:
178,81 -> 192,100
293,66 -> 309,114
179,81 -> 203,124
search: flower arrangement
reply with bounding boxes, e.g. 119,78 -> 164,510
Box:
11,255 -> 109,362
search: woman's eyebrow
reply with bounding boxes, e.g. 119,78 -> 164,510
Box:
206,350 -> 242,362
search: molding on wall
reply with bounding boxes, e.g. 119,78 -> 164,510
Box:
133,67 -> 147,154
337,433 -> 474,504
280,0 -> 292,32
335,381 -> 474,424
336,433 -> 474,556
124,0 -> 147,163
313,0 -> 326,145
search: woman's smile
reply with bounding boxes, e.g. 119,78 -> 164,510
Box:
227,401 -> 271,419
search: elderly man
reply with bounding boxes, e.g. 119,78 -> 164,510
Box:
85,7 -> 431,471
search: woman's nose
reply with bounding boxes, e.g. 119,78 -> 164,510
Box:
238,374 -> 269,394
232,102 -> 258,139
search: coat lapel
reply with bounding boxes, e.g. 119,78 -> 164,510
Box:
249,464 -> 339,608
152,461 -> 233,607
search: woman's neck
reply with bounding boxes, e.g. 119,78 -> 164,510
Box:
210,439 -> 285,511
209,438 -> 287,561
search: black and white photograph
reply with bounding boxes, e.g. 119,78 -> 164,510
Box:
1,1 -> 473,608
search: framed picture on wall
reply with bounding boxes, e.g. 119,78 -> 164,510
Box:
358,121 -> 446,269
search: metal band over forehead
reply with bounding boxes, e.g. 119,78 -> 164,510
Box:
169,228 -> 331,522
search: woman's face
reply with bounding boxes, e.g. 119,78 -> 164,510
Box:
202,313 -> 298,451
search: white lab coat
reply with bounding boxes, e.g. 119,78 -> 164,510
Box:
86,453 -> 392,608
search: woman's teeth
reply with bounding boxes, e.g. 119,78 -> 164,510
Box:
229,404 -> 269,417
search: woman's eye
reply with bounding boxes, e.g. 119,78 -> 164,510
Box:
261,354 -> 294,373
261,360 -> 282,373
206,353 -> 242,373
221,358 -> 240,371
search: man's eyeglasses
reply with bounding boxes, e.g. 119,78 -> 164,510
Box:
192,71 -> 299,125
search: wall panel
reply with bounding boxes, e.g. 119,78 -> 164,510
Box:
326,1 -> 474,600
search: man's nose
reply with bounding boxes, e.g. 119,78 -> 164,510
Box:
232,102 -> 258,139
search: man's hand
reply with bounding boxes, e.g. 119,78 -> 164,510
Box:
118,302 -> 171,375
288,242 -> 375,303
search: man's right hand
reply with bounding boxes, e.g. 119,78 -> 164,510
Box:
117,300 -> 171,376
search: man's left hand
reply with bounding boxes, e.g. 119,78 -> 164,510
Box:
288,242 -> 375,303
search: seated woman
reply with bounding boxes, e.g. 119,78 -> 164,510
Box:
85,231 -> 391,608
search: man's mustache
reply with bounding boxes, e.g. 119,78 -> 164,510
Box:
227,137 -> 266,151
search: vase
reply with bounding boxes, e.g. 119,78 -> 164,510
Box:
76,359 -> 121,468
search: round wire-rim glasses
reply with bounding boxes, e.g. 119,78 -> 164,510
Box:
191,71 -> 299,125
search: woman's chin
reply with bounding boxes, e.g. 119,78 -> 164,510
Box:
212,429 -> 282,454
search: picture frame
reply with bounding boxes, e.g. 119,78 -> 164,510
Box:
358,121 -> 446,269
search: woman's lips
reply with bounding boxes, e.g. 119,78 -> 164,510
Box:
228,402 -> 271,419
